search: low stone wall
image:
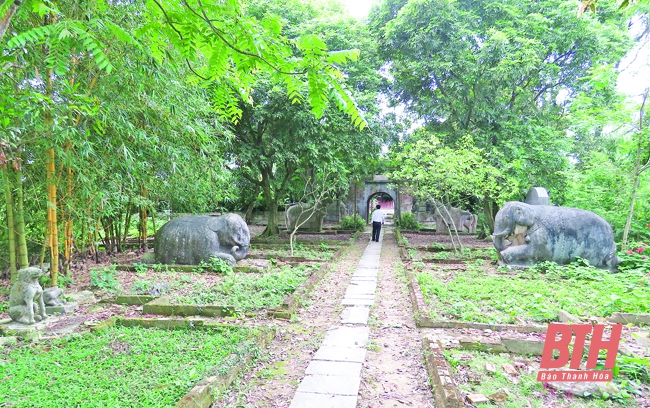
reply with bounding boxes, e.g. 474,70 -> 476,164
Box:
421,337 -> 464,408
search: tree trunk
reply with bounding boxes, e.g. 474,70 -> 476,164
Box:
483,196 -> 496,234
622,89 -> 648,249
259,175 -> 281,237
260,195 -> 280,236
3,166 -> 17,282
245,185 -> 260,224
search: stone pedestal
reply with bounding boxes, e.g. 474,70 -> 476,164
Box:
46,302 -> 79,315
0,316 -> 61,338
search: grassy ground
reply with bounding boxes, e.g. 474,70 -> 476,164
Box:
1,325 -> 257,407
170,263 -> 321,311
248,243 -> 340,260
445,349 -> 637,407
417,262 -> 649,324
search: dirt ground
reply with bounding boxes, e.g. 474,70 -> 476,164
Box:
211,230 -> 436,407
357,231 -> 434,408
212,235 -> 369,407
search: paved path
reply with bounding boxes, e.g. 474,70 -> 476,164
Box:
289,227 -> 385,408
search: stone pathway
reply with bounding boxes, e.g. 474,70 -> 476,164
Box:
289,228 -> 385,408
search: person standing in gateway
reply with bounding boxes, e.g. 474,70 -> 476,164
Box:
371,204 -> 385,242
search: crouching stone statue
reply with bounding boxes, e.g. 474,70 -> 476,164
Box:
9,267 -> 48,325
493,202 -> 618,270
285,202 -> 327,232
154,214 -> 250,266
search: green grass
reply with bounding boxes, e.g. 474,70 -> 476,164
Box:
1,325 -> 257,407
444,349 -> 633,407
251,247 -> 335,260
173,264 -> 320,311
417,263 -> 649,323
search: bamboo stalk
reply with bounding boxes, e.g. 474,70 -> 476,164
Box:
14,165 -> 29,269
46,148 -> 59,286
3,166 -> 17,282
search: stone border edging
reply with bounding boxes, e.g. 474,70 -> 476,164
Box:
246,255 -> 329,263
607,312 -> 650,325
251,238 -> 353,246
115,295 -> 158,305
115,265 -> 263,273
175,326 -> 276,408
402,249 -> 547,333
89,316 -> 275,408
394,229 -> 405,247
421,336 -> 464,408
142,297 -> 236,317
130,246 -> 345,320
273,246 -> 346,319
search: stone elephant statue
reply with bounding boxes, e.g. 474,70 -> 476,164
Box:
285,202 -> 327,232
154,214 -> 250,266
493,202 -> 618,270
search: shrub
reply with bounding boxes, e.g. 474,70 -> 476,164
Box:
618,243 -> 650,273
340,214 -> 365,231
90,266 -> 121,294
400,213 -> 420,230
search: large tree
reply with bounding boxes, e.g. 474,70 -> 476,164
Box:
228,3 -> 385,236
371,0 -> 633,229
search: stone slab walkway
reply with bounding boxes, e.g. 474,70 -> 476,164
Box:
289,228 -> 385,408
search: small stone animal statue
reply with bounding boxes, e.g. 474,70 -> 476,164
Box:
9,267 -> 48,325
43,286 -> 66,306
154,213 -> 250,266
285,202 -> 327,232
460,212 -> 479,233
493,202 -> 618,270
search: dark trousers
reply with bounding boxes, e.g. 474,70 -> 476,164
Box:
372,222 -> 382,242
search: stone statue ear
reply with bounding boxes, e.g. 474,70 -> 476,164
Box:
513,206 -> 534,227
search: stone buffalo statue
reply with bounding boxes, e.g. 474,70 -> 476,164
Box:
435,204 -> 478,234
285,202 -> 326,232
459,212 -> 478,233
493,202 -> 618,270
154,214 -> 250,266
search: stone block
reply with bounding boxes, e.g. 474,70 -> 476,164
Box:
633,332 -> 650,347
466,394 -> 489,404
297,375 -> 360,396
289,392 -> 357,408
501,338 -> 545,356
341,298 -> 374,306
305,361 -> 362,377
0,336 -> 17,347
344,283 -> 376,296
45,302 -> 79,315
558,309 -> 582,323
608,313 -> 650,325
458,336 -> 508,353
313,346 -> 366,363
502,363 -> 518,375
115,295 -> 158,305
340,307 -> 369,325
322,326 -> 369,348
66,291 -> 96,305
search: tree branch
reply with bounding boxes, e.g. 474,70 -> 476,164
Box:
185,0 -> 306,76
0,0 -> 21,42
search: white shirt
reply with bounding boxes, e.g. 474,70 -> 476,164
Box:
371,209 -> 386,223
